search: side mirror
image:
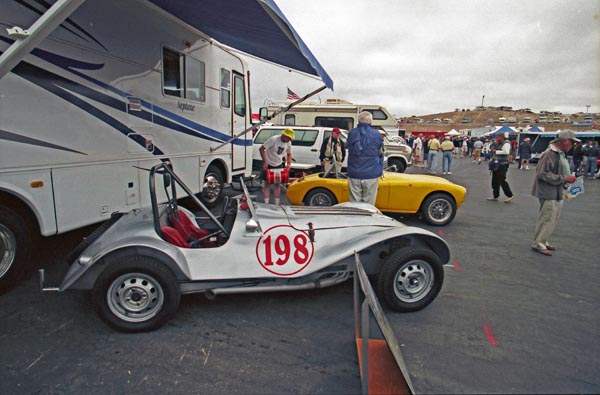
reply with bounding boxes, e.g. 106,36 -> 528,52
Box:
259,107 -> 268,121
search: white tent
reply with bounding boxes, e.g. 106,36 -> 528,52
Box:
445,129 -> 460,136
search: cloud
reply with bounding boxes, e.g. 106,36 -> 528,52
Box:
247,0 -> 600,116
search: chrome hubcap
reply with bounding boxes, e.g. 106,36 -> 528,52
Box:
309,193 -> 333,206
107,273 -> 164,323
202,173 -> 221,203
0,224 -> 16,279
393,260 -> 434,303
428,199 -> 452,223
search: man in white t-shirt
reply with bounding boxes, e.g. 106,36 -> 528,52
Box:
259,128 -> 294,204
412,134 -> 423,167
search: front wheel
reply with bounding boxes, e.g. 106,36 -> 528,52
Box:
304,188 -> 337,206
420,193 -> 456,226
200,165 -> 224,208
0,207 -> 32,294
387,158 -> 406,173
93,256 -> 180,332
378,248 -> 444,312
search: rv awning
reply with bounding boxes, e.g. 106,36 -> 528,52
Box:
148,0 -> 333,90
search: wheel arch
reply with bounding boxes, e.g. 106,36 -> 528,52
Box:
303,186 -> 338,205
355,233 -> 451,275
418,190 -> 457,211
65,246 -> 190,291
204,159 -> 229,183
0,189 -> 41,235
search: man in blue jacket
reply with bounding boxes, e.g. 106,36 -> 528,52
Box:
346,111 -> 384,205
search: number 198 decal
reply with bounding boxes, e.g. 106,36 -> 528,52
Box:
256,225 -> 315,276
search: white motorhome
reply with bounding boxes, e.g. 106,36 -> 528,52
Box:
259,98 -> 400,136
0,0 -> 332,290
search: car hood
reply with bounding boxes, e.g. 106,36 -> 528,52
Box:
254,201 -> 400,232
293,171 -> 456,185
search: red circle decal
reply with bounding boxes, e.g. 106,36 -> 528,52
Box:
256,225 -> 315,276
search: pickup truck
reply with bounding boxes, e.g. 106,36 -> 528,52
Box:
252,126 -> 412,173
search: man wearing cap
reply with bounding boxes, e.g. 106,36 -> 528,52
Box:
441,135 -> 454,175
346,111 -> 384,205
259,128 -> 294,205
487,133 -> 515,202
531,130 -> 579,256
319,127 -> 346,173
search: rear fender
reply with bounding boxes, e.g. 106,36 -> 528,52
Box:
61,245 -> 191,291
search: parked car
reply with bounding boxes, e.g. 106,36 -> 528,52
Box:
252,126 -> 348,171
41,163 -> 450,332
461,117 -> 471,124
286,171 -> 467,226
253,126 -> 412,173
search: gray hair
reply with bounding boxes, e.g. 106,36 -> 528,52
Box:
358,111 -> 373,124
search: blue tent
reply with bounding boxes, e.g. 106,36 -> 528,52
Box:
489,125 -> 519,137
148,0 -> 333,89
527,125 -> 544,133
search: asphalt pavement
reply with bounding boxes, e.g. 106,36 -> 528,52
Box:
1,156 -> 599,394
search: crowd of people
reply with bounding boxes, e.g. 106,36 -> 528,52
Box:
258,125 -> 597,257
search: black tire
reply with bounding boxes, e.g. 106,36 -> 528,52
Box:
303,188 -> 337,206
92,256 -> 180,332
388,158 -> 406,173
377,247 -> 444,312
0,207 -> 32,294
200,165 -> 225,208
420,193 -> 456,226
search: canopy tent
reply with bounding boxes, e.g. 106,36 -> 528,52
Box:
148,0 -> 333,89
445,129 -> 460,136
527,125 -> 544,133
484,125 -> 519,137
0,0 -> 333,90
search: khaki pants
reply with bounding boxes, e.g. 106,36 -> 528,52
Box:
348,178 -> 379,205
532,199 -> 563,250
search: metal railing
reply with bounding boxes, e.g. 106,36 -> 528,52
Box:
354,252 -> 415,395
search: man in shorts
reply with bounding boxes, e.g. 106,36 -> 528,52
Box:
412,134 -> 423,167
259,128 -> 294,204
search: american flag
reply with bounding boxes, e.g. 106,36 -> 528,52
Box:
287,88 -> 300,100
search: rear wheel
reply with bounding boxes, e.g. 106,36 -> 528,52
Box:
200,165 -> 224,208
93,256 -> 180,332
0,207 -> 32,294
420,193 -> 456,226
304,188 -> 337,206
378,247 -> 444,312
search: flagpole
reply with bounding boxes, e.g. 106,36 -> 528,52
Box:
210,84 -> 327,152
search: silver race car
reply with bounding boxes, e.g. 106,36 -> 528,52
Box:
42,163 -> 451,332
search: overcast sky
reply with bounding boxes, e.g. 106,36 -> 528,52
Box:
247,0 -> 600,117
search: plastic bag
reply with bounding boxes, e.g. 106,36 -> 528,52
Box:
566,176 -> 584,199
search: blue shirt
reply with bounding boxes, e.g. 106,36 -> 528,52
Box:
346,123 -> 384,179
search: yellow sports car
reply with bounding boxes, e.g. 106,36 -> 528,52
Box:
286,172 -> 467,226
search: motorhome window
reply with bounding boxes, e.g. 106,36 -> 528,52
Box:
163,48 -> 184,97
220,69 -> 231,89
233,74 -> 245,116
314,117 -> 354,130
284,114 -> 296,126
366,109 -> 388,120
220,69 -> 231,109
185,57 -> 205,102
293,130 -> 318,147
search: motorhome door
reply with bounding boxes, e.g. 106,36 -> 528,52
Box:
232,72 -> 247,171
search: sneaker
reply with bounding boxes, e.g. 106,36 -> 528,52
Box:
504,196 -> 515,203
442,171 -> 446,175
525,166 -> 530,170
447,171 -> 452,175
486,197 -> 498,201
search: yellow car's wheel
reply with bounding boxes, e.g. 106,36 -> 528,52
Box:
304,188 -> 337,206
420,193 -> 456,226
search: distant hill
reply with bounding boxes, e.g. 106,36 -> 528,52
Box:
397,109 -> 595,133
